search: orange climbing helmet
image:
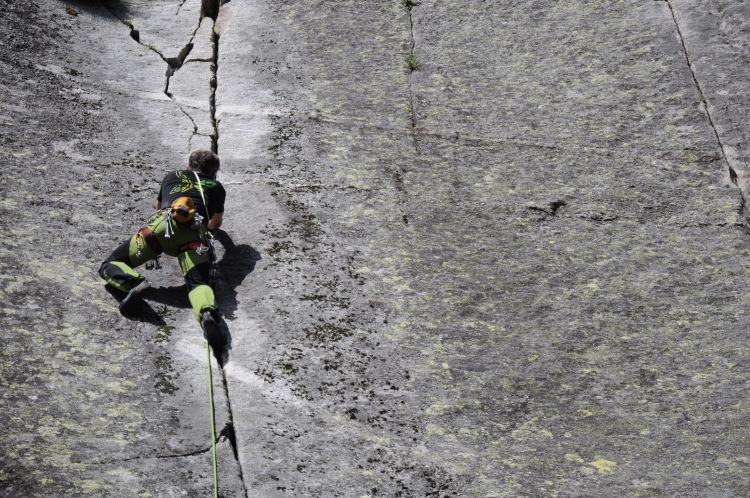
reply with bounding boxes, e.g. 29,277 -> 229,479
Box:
171,196 -> 196,223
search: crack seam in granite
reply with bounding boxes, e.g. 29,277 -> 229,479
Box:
91,420 -> 240,465
89,446 -> 213,465
384,3 -> 420,225
203,3 -> 248,494
176,0 -> 189,16
199,0 -> 222,154
209,25 -> 220,153
405,3 -> 419,155
107,5 -> 204,152
218,370 -> 248,497
104,2 -> 246,494
666,0 -> 748,224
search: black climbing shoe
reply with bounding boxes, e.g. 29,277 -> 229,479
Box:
201,311 -> 228,365
119,280 -> 151,316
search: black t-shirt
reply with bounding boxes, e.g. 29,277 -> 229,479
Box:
157,170 -> 226,221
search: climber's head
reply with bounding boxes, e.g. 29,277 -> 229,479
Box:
188,149 -> 220,179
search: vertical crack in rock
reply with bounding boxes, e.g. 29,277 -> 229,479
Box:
404,1 -> 420,155
201,3 -> 247,494
387,1 -> 419,225
107,2 -> 247,492
209,28 -> 220,154
218,368 -> 249,498
201,0 -> 223,153
218,421 -> 238,460
666,1 -> 749,222
201,0 -> 219,20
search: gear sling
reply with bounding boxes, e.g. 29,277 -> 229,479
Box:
99,205 -> 216,320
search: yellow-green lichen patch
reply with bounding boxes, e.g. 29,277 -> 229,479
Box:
106,467 -> 136,479
510,418 -> 554,443
105,380 -> 136,394
79,479 -> 106,495
565,453 -> 585,463
589,458 -> 617,474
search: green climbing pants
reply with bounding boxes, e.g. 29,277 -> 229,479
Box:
99,210 -> 215,320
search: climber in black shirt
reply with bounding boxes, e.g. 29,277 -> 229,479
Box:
157,150 -> 226,231
100,150 -> 228,362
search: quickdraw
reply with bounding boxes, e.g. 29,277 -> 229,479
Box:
162,207 -> 204,239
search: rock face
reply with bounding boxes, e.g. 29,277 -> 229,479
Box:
2,0 -> 750,496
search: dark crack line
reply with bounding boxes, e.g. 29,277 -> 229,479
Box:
194,1 -> 247,493
380,3 -> 419,225
666,2 -> 729,165
206,5 -> 247,496
163,18 -> 207,151
104,5 -> 246,494
88,446 -> 214,466
176,103 -> 200,133
405,4 -> 419,155
155,446 -> 213,459
527,200 -> 566,218
176,0 -> 189,16
209,28 -> 220,154
106,11 -> 172,67
666,1 -> 749,223
218,368 -> 249,498
108,8 -> 206,152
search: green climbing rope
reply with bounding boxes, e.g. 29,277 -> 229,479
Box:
206,339 -> 219,498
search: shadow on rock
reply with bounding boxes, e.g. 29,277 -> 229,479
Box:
213,229 -> 262,320
104,285 -> 166,326
67,0 -> 129,17
144,284 -> 192,310
105,230 -> 258,365
143,231 -> 260,321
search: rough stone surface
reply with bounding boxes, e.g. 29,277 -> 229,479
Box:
169,60 -> 214,138
186,16 -> 215,63
670,0 -> 750,194
215,0 -> 750,496
0,1 -> 242,495
3,0 -> 750,497
108,0 -> 203,62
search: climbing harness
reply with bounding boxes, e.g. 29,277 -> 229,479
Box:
134,224 -> 162,260
206,338 -> 219,498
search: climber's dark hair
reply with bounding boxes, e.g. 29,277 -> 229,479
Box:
188,150 -> 220,178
